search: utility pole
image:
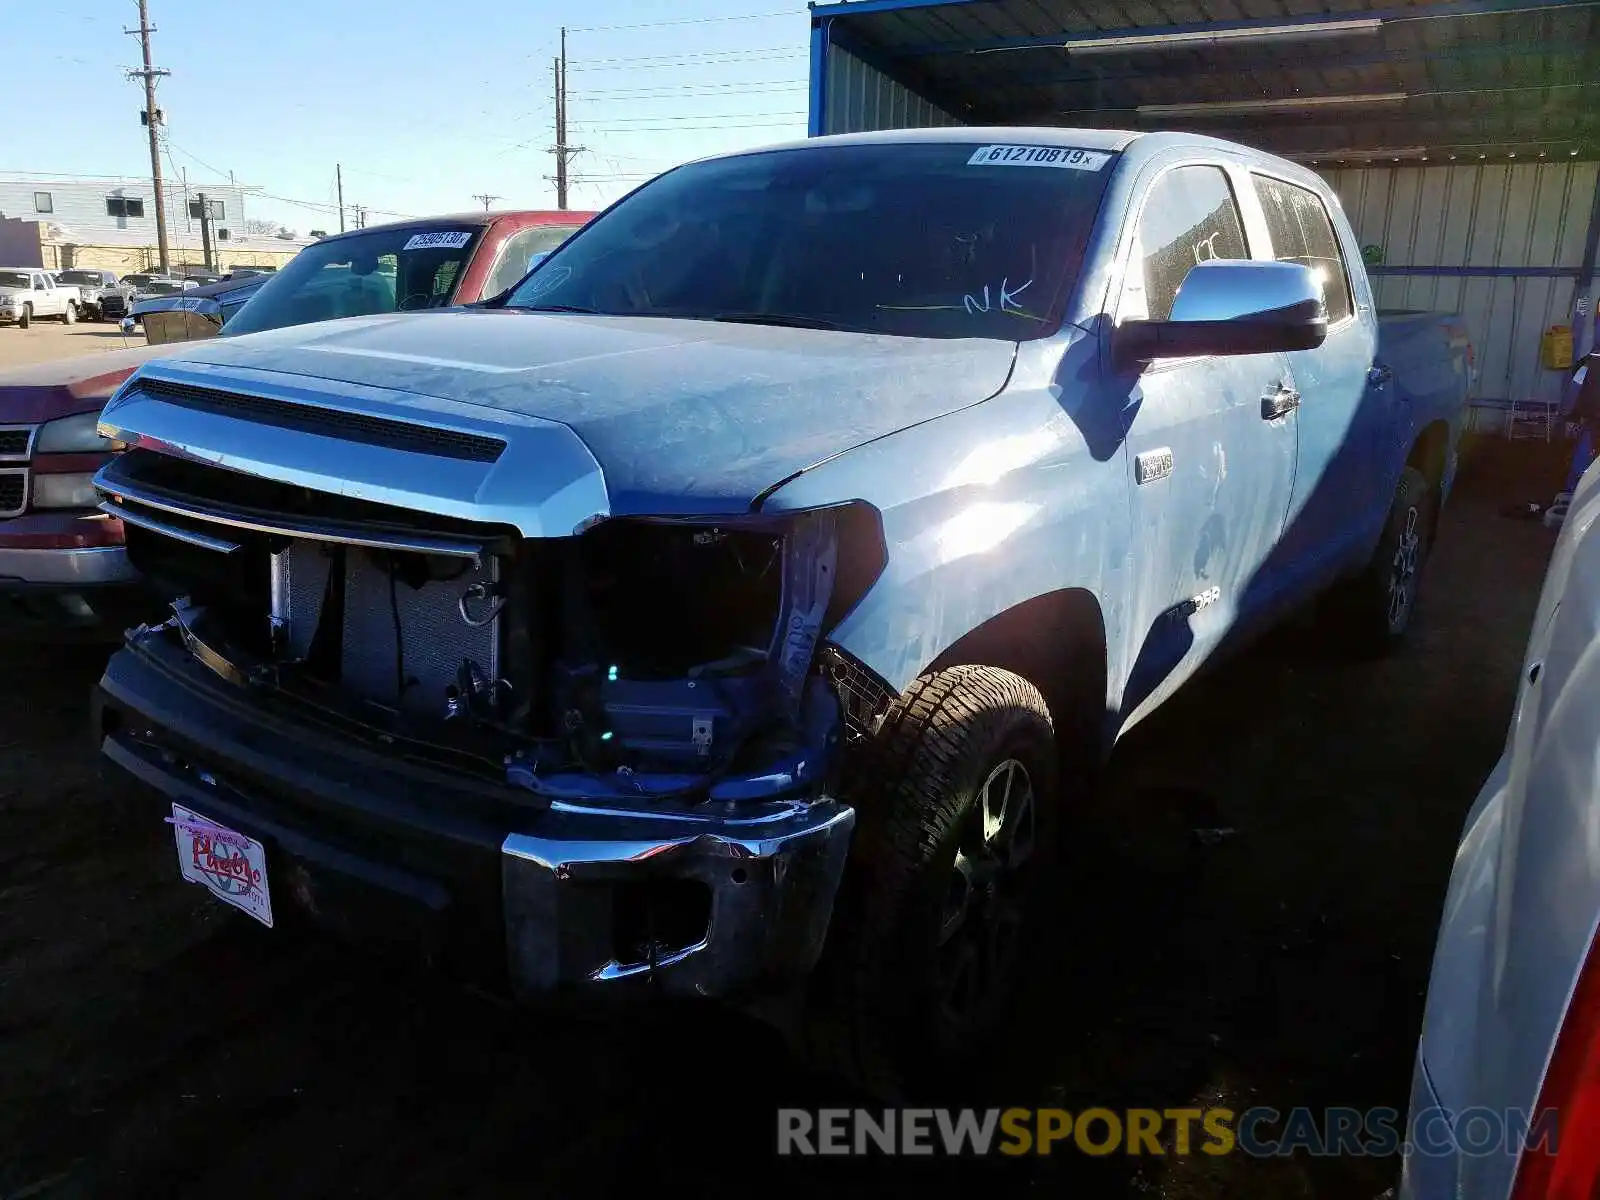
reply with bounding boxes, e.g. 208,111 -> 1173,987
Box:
197,191 -> 215,271
126,0 -> 172,273
548,27 -> 584,210
336,163 -> 345,233
472,192 -> 502,212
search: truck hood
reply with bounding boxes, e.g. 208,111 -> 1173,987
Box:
118,308 -> 1019,515
0,342 -> 198,423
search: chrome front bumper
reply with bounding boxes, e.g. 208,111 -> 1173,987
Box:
0,544 -> 138,586
99,627 -> 856,1001
503,797 -> 855,998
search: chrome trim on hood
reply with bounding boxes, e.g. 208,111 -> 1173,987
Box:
99,499 -> 242,554
96,466 -> 488,561
97,358 -> 612,538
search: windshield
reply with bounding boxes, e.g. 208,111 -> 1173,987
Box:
505,142 -> 1116,340
142,281 -> 186,296
221,225 -> 481,337
57,271 -> 102,285
0,272 -> 30,289
123,274 -> 153,286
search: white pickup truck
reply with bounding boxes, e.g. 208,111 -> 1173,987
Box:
0,269 -> 84,329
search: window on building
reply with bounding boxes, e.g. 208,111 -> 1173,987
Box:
106,196 -> 147,219
1123,164 -> 1249,323
1252,175 -> 1355,324
188,198 -> 226,220
33,192 -> 53,214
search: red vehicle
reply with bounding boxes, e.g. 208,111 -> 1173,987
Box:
0,209 -> 595,631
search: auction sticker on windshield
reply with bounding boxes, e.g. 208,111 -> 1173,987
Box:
967,145 -> 1110,170
169,803 -> 273,927
402,231 -> 474,251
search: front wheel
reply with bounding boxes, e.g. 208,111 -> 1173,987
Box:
807,664 -> 1059,1096
17,304 -> 30,330
61,301 -> 77,325
1328,466 -> 1434,654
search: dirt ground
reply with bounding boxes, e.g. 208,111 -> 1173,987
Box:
0,435 -> 1573,1199
0,320 -> 145,369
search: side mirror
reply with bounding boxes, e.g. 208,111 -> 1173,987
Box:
119,317 -> 136,334
1116,260 -> 1329,363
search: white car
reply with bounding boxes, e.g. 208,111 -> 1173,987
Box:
0,268 -> 83,328
1401,450 -> 1600,1198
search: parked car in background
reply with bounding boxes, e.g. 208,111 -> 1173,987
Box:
88,130 -> 1471,1092
100,274 -> 171,322
54,270 -> 132,321
0,208 -> 597,632
1400,453 -> 1600,1199
132,272 -> 270,344
131,209 -> 595,346
0,270 -> 84,328
121,278 -> 198,327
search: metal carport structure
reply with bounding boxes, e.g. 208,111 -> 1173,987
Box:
806,0 -> 1600,404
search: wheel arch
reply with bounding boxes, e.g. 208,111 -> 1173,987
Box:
1407,419 -> 1452,536
925,587 -> 1111,775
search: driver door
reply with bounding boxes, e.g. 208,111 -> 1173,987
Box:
1115,161 -> 1299,720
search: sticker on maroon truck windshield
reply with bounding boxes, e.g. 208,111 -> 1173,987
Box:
967,145 -> 1110,170
402,231 -> 474,251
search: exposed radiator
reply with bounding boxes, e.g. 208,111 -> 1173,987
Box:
272,540 -> 500,717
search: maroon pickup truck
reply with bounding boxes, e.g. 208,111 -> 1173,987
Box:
0,209 -> 595,631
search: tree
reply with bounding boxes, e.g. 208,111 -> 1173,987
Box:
242,218 -> 281,237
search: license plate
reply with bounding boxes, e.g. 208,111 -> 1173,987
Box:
169,804 -> 274,927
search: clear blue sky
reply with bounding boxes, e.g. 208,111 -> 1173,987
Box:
8,1 -> 812,231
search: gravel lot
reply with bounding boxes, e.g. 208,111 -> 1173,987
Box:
0,434 -> 1570,1199
0,320 -> 144,369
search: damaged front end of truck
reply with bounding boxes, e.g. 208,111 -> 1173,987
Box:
91,365 -> 897,1000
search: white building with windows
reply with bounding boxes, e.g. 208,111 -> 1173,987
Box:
0,172 -> 311,274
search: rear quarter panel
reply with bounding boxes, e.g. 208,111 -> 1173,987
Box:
1378,312 -> 1472,501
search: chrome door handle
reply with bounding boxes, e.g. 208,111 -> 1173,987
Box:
1261,387 -> 1300,420
1368,364 -> 1394,386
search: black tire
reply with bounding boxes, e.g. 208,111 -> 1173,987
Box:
17,304 -> 30,330
806,664 -> 1060,1097
1330,465 -> 1434,654
61,300 -> 77,325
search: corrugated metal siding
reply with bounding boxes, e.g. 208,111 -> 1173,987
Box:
824,45 -> 961,135
1323,162 -> 1598,403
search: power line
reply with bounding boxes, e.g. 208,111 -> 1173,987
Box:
572,45 -> 800,65
163,136 -> 231,183
573,81 -> 805,98
565,10 -> 802,33
572,110 -> 805,124
570,120 -> 805,134
569,51 -> 804,73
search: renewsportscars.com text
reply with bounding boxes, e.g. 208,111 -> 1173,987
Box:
776,1106 -> 1558,1158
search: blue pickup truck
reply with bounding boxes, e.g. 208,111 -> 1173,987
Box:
90,128 -> 1470,1090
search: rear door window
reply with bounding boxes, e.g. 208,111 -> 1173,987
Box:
1251,175 -> 1354,324
1123,164 -> 1249,322
482,225 -> 584,299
